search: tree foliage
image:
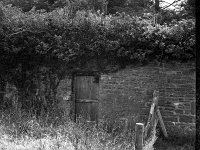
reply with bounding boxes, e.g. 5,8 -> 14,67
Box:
107,0 -> 154,14
0,2 -> 195,113
0,0 -> 107,12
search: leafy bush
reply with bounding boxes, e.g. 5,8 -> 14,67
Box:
0,3 -> 195,64
0,3 -> 195,111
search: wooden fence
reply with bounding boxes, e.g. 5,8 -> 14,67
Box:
135,90 -> 168,150
73,90 -> 167,150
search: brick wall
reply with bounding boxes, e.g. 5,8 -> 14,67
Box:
99,62 -> 196,134
57,62 -> 196,135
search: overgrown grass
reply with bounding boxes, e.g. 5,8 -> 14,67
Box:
0,109 -> 157,150
154,125 -> 196,150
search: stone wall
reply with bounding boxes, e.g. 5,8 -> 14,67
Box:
57,62 -> 196,135
99,62 -> 196,135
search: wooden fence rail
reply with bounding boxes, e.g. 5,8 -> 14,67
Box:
135,90 -> 168,150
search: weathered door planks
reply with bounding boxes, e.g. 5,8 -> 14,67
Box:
74,75 -> 99,122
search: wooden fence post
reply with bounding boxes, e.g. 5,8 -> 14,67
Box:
144,90 -> 159,138
135,123 -> 144,150
156,107 -> 168,138
144,90 -> 168,139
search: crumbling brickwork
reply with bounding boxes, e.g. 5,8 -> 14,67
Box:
58,62 -> 196,135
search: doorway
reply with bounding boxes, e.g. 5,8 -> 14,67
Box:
73,75 -> 99,123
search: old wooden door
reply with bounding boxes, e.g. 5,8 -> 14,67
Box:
74,75 -> 99,122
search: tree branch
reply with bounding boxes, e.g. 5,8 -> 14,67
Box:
160,1 -> 175,5
161,0 -> 182,9
8,29 -> 48,37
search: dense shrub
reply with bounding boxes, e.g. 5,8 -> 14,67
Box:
0,3 -> 195,63
0,3 -> 195,112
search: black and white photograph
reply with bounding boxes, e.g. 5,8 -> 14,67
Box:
0,0 -> 196,149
